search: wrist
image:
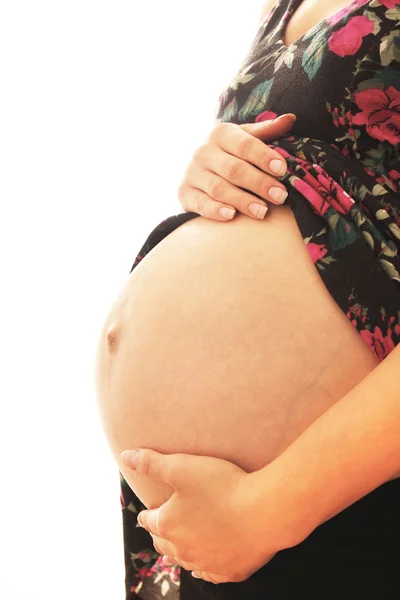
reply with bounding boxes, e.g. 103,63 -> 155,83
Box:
246,462 -> 315,551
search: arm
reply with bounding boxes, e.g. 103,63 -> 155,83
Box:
251,341 -> 400,548
119,342 -> 399,582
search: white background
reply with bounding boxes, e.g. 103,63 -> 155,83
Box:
0,1 -> 263,598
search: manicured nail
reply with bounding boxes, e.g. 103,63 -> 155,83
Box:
275,113 -> 296,121
269,187 -> 288,204
249,203 -> 268,219
269,159 -> 287,176
219,207 -> 236,219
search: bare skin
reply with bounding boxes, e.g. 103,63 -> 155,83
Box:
95,205 -> 381,509
95,0 -> 390,511
260,0 -> 359,47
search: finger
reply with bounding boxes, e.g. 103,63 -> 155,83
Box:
192,571 -> 226,584
178,182 -> 238,222
120,448 -> 169,481
241,113 -> 297,140
138,509 -> 161,536
210,121 -> 289,179
188,152 -> 287,214
120,448 -> 202,491
149,533 -> 176,557
162,555 -> 197,570
179,175 -> 270,222
162,555 -> 178,566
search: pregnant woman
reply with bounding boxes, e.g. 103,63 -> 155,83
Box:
95,0 -> 400,598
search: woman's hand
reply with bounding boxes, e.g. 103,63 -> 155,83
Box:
119,449 -> 282,584
177,113 -> 296,221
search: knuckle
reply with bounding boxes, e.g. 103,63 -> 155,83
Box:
193,143 -> 207,160
193,193 -> 207,215
209,177 -> 225,199
256,176 -> 270,198
136,452 -> 150,477
157,521 -> 167,539
210,121 -> 233,141
236,135 -> 253,158
225,159 -> 243,181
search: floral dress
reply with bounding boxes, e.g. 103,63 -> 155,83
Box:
120,1 -> 400,597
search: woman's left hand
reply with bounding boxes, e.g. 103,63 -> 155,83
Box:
119,449 -> 277,584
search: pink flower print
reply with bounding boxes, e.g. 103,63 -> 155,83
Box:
138,566 -> 153,579
307,242 -> 328,263
138,551 -> 152,561
352,86 -> 400,146
328,15 -> 374,57
326,0 -> 368,27
360,326 -> 395,361
255,110 -> 278,122
380,0 -> 398,7
293,177 -> 330,216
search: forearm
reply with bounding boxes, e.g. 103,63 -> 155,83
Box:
252,342 -> 400,548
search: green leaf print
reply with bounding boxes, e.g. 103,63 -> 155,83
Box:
376,208 -> 389,220
363,144 -> 388,175
275,47 -> 295,72
321,255 -> 337,266
229,68 -> 258,91
363,231 -> 375,251
327,209 -> 358,252
372,183 -> 388,196
221,97 -> 239,122
127,501 -> 138,513
302,30 -> 327,81
357,68 -> 400,91
385,7 -> 400,21
380,32 -> 399,67
388,223 -> 400,241
238,78 -> 274,121
363,10 -> 382,35
379,259 -> 400,283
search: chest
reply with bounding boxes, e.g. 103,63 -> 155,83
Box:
283,0 -> 359,47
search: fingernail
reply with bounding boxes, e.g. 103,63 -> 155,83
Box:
269,187 -> 288,204
249,203 -> 268,219
219,207 -> 236,219
120,449 -> 140,469
275,113 -> 296,121
137,513 -> 145,527
269,159 -> 287,176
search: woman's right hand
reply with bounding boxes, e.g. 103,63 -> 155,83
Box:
177,113 -> 296,221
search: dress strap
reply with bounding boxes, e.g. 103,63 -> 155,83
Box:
263,0 -> 304,39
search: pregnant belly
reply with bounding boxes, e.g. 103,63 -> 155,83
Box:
95,204 -> 379,509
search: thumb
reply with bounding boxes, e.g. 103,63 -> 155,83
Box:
119,448 -> 200,490
241,112 -> 296,140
